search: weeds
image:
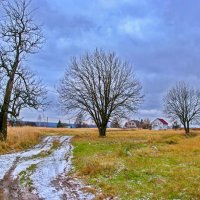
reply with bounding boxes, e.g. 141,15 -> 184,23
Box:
19,164 -> 37,191
29,140 -> 61,160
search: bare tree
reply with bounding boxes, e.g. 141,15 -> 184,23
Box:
140,118 -> 151,129
75,112 -> 84,128
58,49 -> 143,137
172,121 -> 181,130
0,0 -> 44,141
8,67 -> 47,118
163,82 -> 200,134
110,117 -> 121,128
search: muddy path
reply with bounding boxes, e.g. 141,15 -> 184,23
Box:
0,136 -> 95,200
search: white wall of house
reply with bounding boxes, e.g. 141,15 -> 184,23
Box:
125,121 -> 137,128
151,119 -> 168,130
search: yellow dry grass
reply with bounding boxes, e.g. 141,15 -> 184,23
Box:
1,127 -> 199,155
1,127 -> 200,199
0,127 -> 43,154
0,126 -> 100,154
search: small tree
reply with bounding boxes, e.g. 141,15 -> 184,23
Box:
58,49 -> 143,137
82,122 -> 89,128
75,113 -> 84,128
57,120 -> 63,128
172,121 -> 181,130
164,82 -> 200,134
110,117 -> 121,128
141,118 -> 151,129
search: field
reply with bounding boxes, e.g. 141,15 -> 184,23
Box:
1,127 -> 200,199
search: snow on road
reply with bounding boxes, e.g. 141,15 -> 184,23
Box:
0,153 -> 20,179
31,137 -> 73,199
0,137 -> 53,180
0,136 -> 95,200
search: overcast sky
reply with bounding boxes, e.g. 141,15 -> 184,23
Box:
21,0 -> 200,123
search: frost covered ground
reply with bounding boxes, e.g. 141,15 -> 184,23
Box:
0,136 -> 95,200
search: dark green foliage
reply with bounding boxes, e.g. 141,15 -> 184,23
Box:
57,120 -> 64,128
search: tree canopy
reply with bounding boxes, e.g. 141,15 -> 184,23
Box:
164,82 -> 200,134
58,49 -> 143,136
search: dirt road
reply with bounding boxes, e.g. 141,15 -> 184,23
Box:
0,136 -> 95,200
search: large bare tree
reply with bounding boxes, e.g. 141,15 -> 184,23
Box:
163,82 -> 200,134
0,0 -> 44,141
58,49 -> 143,137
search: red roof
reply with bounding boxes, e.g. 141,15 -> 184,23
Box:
158,118 -> 168,125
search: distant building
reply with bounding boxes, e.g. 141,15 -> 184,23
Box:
124,120 -> 141,128
151,118 -> 168,130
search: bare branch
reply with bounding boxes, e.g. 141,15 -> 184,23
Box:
58,49 -> 143,136
0,0 -> 45,141
8,66 -> 47,118
163,81 -> 200,134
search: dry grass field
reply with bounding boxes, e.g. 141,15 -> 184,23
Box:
1,127 -> 200,199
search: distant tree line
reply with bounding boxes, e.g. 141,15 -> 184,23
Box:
8,119 -> 37,127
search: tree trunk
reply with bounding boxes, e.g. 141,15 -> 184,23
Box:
0,112 -> 7,141
183,121 -> 190,134
0,76 -> 15,141
186,121 -> 190,134
98,125 -> 107,137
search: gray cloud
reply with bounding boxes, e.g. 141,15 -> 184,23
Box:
22,0 -> 200,122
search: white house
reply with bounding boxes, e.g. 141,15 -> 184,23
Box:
124,120 -> 140,128
151,118 -> 168,130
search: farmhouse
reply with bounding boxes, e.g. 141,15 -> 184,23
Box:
151,118 -> 168,130
124,120 -> 140,128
